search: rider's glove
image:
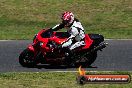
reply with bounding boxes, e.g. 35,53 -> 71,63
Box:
48,28 -> 53,32
57,44 -> 62,49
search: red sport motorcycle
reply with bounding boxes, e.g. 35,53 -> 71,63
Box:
19,28 -> 108,67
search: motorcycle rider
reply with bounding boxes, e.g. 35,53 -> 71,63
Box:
51,11 -> 85,65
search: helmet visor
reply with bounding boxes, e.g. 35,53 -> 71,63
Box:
62,20 -> 70,25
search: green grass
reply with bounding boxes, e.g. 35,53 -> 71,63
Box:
0,0 -> 132,39
0,72 -> 131,88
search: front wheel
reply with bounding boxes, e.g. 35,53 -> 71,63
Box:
19,49 -> 36,67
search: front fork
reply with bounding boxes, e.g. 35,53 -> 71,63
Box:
28,44 -> 35,52
28,43 -> 58,64
27,44 -> 42,64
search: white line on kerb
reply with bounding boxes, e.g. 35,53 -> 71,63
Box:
48,71 -> 130,73
0,40 -> 14,41
105,39 -> 132,40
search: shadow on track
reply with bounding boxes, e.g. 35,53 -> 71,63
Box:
26,64 -> 98,69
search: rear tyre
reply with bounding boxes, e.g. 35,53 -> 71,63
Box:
19,49 -> 36,67
85,52 -> 97,66
76,52 -> 97,67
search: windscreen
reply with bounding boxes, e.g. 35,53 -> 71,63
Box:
55,32 -> 70,38
41,29 -> 53,38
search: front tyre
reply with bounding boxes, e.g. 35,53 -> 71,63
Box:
19,49 -> 36,67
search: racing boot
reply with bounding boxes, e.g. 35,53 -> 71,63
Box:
64,48 -> 76,67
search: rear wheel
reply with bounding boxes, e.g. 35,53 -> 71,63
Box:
76,52 -> 97,67
85,52 -> 97,66
19,49 -> 36,67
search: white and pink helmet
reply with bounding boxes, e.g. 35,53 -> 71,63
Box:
61,11 -> 74,26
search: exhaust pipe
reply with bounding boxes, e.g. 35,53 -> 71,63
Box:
79,42 -> 108,59
90,42 -> 108,53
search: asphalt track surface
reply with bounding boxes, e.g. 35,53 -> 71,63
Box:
0,40 -> 132,72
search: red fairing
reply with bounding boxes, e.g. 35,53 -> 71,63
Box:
28,44 -> 35,52
49,35 -> 66,45
32,29 -> 93,52
82,34 -> 93,49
